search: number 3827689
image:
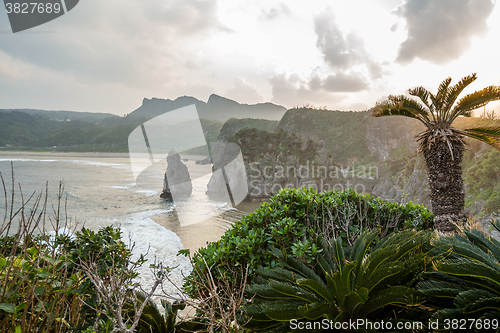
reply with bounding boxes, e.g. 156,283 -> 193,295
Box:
5,2 -> 62,14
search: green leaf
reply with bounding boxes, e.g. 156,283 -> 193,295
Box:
269,280 -> 322,303
15,303 -> 27,313
0,303 -> 15,313
299,302 -> 338,320
26,247 -> 38,256
297,278 -> 334,304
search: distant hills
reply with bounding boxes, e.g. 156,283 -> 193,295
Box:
0,94 -> 286,151
127,94 -> 287,122
0,108 -> 117,122
0,111 -> 149,151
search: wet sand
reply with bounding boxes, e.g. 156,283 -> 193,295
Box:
151,200 -> 262,253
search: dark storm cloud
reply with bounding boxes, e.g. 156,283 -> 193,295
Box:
314,8 -> 383,79
395,0 -> 495,64
270,74 -> 326,107
259,3 -> 291,21
321,72 -> 368,92
269,71 -> 367,107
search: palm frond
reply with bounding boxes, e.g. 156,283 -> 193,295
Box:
434,233 -> 500,268
418,280 -> 468,298
463,229 -> 500,261
262,300 -> 305,322
491,220 -> 500,233
442,74 -> 477,119
450,86 -> 500,120
408,86 -> 435,119
372,95 -> 431,126
455,127 -> 500,151
433,259 -> 500,293
358,286 -> 421,318
434,77 -> 453,115
460,127 -> 500,137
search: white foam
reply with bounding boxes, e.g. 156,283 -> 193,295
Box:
63,160 -> 130,170
118,210 -> 191,305
135,190 -> 158,196
41,228 -> 76,253
107,185 -> 130,190
65,191 -> 79,198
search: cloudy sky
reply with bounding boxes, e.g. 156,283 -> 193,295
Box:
1,0 -> 500,116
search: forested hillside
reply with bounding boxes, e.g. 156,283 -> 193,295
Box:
0,111 -> 148,152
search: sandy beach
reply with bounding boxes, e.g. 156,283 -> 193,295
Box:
150,205 -> 257,254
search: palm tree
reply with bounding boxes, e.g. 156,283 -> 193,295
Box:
373,74 -> 500,233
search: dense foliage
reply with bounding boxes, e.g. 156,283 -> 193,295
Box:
464,146 -> 500,215
229,128 -> 320,164
0,239 -> 82,332
185,188 -> 433,299
218,118 -> 278,141
243,228 -> 433,332
418,220 -> 500,324
0,225 -> 166,332
277,108 -> 372,163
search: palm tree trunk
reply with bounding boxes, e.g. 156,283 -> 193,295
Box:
423,140 -> 466,233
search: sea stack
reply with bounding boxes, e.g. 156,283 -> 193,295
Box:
160,149 -> 192,201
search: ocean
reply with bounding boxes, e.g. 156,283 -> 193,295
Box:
0,151 -> 255,301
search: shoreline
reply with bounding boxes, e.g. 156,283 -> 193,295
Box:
0,150 -> 265,252
0,151 -> 131,159
150,200 -> 263,254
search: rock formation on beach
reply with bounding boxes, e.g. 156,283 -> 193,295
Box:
160,149 -> 192,201
206,142 -> 248,204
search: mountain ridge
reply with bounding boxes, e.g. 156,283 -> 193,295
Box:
127,94 -> 287,122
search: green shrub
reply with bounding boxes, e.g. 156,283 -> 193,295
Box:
185,188 -> 433,299
0,225 -> 140,332
58,226 -> 137,331
0,237 -> 83,332
242,228 -> 433,331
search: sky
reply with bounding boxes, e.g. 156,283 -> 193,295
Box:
1,0 -> 500,116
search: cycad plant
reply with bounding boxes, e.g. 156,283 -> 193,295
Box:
123,292 -> 186,333
373,74 -> 500,232
242,228 -> 433,332
418,220 -> 500,327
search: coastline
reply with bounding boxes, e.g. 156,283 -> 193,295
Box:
0,150 -> 265,252
0,151 -> 131,159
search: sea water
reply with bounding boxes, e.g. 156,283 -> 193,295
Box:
0,152 -> 251,302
